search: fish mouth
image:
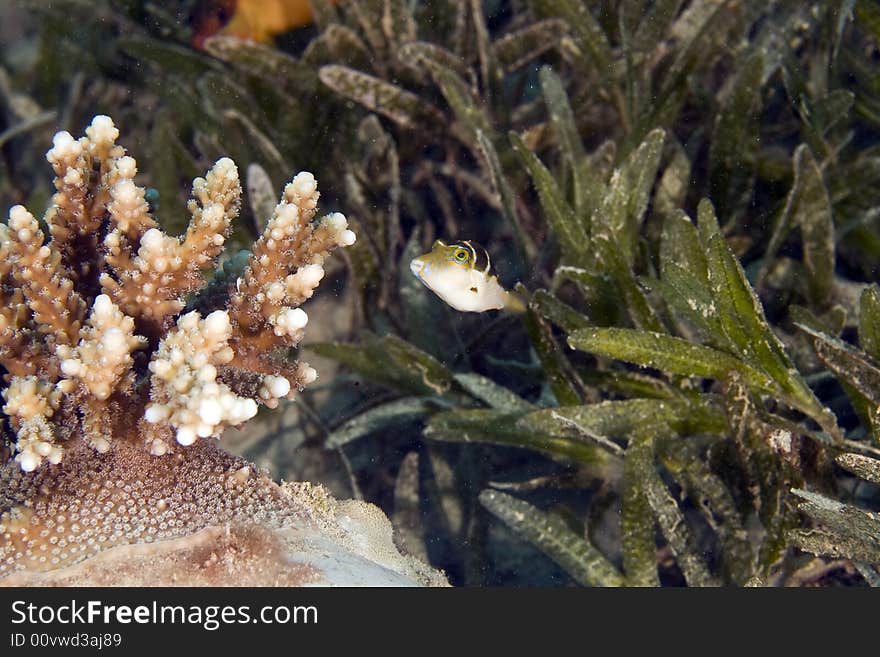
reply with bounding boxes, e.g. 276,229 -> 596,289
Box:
409,258 -> 425,276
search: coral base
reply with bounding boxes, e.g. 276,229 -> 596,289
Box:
1,439 -> 446,586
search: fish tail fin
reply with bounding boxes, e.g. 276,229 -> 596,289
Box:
504,289 -> 527,314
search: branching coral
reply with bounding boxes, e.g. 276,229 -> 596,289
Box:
0,115 -> 357,577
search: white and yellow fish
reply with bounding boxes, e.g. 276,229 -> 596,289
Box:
409,240 -> 525,313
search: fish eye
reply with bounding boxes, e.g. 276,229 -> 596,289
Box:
453,249 -> 469,262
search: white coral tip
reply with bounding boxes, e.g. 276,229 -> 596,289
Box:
18,451 -> 39,472
116,155 -> 137,178
92,293 -> 113,315
287,307 -> 308,329
213,157 -> 237,179
8,205 -> 31,230
92,437 -> 111,453
140,227 -> 164,249
86,115 -> 119,144
298,263 -> 325,287
51,130 -> 75,148
150,439 -> 168,456
198,398 -> 223,426
264,375 -> 291,398
292,171 -> 317,197
236,398 -> 258,423
266,282 -> 285,302
144,404 -> 169,423
197,364 -> 218,383
175,426 -> 197,446
90,114 -> 115,130
203,310 -> 231,338
325,211 -> 347,231
60,359 -> 81,377
301,366 -> 318,385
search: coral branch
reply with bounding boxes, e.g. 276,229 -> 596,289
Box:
56,294 -> 147,401
0,228 -> 37,376
2,376 -> 63,471
228,172 -> 356,354
101,157 -> 241,333
1,115 -> 353,472
45,117 -> 127,287
5,204 -> 86,351
145,310 -> 257,452
0,114 -> 355,579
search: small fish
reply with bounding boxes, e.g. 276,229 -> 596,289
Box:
410,240 -> 525,313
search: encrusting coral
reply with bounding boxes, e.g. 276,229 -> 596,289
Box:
0,115 -> 433,584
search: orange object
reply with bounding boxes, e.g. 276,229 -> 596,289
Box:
192,0 -> 330,49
